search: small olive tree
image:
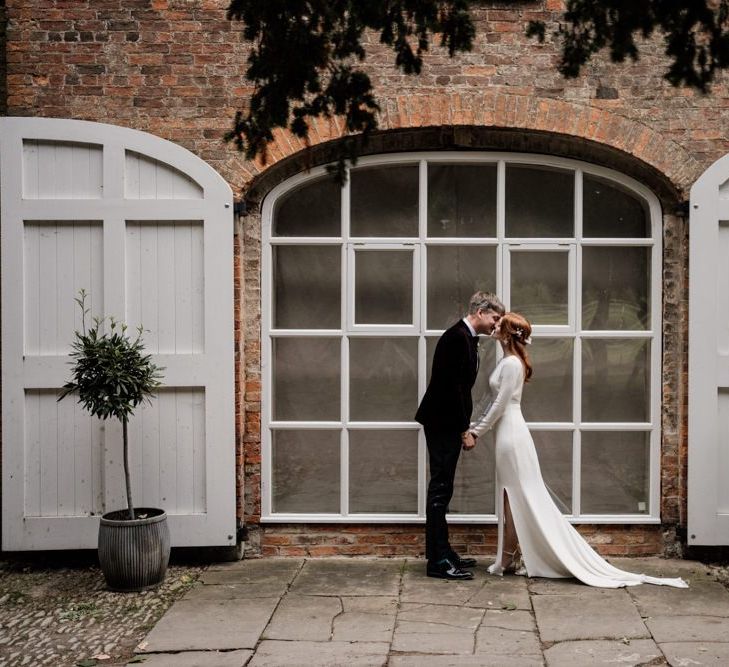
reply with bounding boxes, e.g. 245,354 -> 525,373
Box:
59,291 -> 164,520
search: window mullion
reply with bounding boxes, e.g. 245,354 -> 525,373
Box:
341,337 -> 349,517
572,169 -> 583,517
341,167 -> 351,518
418,337 -> 427,518
261,205 -> 274,518
497,160 -> 506,242
650,209 -> 662,518
418,161 -> 428,518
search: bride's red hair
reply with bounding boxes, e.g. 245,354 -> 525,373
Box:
495,312 -> 533,382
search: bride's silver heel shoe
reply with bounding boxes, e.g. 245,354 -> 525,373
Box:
487,549 -> 520,577
487,561 -> 505,576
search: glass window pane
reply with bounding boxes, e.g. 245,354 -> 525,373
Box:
582,339 -> 650,422
274,176 -> 340,237
522,338 -> 573,422
510,250 -> 569,325
273,338 -> 340,421
533,431 -> 573,513
582,247 -> 650,331
351,165 -> 418,237
581,431 -> 649,514
427,335 -> 499,418
426,245 -> 497,330
428,164 -> 497,237
355,250 -> 413,324
448,434 -> 496,514
583,175 -> 650,238
506,165 -> 574,238
349,429 -> 418,513
350,337 -> 418,421
272,430 -> 340,512
274,245 -> 340,329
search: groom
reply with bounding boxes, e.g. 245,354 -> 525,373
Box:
416,291 -> 504,580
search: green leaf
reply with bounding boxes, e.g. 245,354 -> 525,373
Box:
501,601 -> 517,611
225,0 -> 475,182
58,291 -> 164,423
76,660 -> 98,667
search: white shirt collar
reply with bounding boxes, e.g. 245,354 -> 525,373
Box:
462,317 -> 478,338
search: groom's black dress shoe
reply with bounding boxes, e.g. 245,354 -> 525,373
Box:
450,555 -> 477,569
449,550 -> 477,568
427,558 -> 474,580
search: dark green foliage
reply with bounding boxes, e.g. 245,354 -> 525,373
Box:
227,1 -> 729,182
59,291 -> 164,520
59,292 -> 163,422
225,0 -> 475,182
529,0 -> 729,92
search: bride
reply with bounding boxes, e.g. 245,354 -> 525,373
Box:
468,312 -> 688,589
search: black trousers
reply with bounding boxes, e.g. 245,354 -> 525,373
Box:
424,426 -> 463,562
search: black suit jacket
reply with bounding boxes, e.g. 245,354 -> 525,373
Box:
415,319 -> 479,433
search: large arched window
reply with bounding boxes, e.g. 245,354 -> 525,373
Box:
261,153 -> 661,524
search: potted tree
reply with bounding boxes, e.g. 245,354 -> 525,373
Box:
59,290 -> 168,592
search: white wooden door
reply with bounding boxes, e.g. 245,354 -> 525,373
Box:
689,152 -> 729,545
1,117 -> 235,549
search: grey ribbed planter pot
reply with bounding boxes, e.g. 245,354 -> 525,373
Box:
98,508 -> 171,592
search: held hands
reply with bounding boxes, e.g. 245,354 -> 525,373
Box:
461,431 -> 477,451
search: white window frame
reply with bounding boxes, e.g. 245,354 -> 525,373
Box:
260,152 -> 662,524
348,243 -> 421,333
503,243 -> 577,334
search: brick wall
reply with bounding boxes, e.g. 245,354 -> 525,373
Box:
5,1 -> 728,195
1,2 -> 7,116
251,524 -> 665,559
5,0 -> 727,556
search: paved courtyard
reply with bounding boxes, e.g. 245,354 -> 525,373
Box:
134,557 -> 729,666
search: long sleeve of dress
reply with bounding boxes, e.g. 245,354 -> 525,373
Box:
469,359 -> 522,437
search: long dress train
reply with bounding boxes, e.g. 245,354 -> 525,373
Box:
470,355 -> 688,589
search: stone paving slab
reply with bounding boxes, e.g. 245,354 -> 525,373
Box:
531,589 -> 650,642
479,608 -> 536,632
201,558 -> 302,584
263,594 -> 342,641
645,615 -> 729,643
396,602 -> 486,631
543,639 -> 662,666
466,575 -> 531,611
188,558 -> 303,600
627,577 -> 729,618
391,630 -> 478,655
127,650 -> 253,667
332,596 -> 398,642
609,557 -> 708,577
290,559 -> 404,596
389,655 -> 544,666
659,642 -> 729,665
139,597 -> 280,652
401,561 -> 531,611
248,640 -> 389,667
392,602 -> 485,654
183,580 -> 289,600
528,577 -> 610,596
400,560 -> 491,605
475,609 -> 541,656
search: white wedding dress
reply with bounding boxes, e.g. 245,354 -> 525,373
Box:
470,355 -> 688,588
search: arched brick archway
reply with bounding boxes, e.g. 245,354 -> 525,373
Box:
233,92 -> 693,554
228,91 -> 702,206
